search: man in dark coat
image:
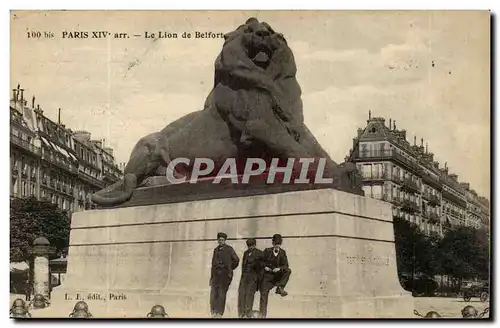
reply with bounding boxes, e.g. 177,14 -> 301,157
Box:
210,232 -> 240,318
259,234 -> 292,318
237,238 -> 263,318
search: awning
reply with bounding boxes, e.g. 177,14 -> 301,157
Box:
444,215 -> 460,227
68,152 -> 78,161
47,140 -> 71,159
54,144 -> 70,158
40,136 -> 53,149
10,261 -> 29,272
41,136 -> 78,162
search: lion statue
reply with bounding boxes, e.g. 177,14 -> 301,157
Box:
92,18 -> 363,206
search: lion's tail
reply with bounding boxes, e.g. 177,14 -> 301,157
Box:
91,173 -> 137,207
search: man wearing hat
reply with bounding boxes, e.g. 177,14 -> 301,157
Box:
259,234 -> 292,318
237,238 -> 263,318
210,232 -> 240,318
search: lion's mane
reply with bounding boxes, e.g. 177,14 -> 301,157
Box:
208,20 -> 304,140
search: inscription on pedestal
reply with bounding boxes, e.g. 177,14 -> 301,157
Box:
345,255 -> 390,266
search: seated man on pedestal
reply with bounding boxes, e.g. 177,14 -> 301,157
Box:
259,234 -> 292,318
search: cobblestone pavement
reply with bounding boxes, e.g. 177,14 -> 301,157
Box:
10,293 -> 490,319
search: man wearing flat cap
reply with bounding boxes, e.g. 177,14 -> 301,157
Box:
237,238 -> 263,318
259,234 -> 292,318
210,232 -> 240,318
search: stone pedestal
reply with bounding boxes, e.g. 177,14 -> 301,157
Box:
49,188 -> 414,318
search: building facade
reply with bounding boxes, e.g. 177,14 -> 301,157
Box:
349,112 -> 490,235
10,84 -> 124,212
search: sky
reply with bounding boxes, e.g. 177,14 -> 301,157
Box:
10,10 -> 490,197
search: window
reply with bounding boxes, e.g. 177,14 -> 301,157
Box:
362,164 -> 371,178
362,185 -> 371,197
372,185 -> 382,200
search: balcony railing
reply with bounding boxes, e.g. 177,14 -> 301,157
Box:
401,199 -> 420,213
391,197 -> 404,206
446,209 -> 464,219
10,133 -> 41,155
390,174 -> 403,184
104,170 -> 121,181
401,178 -> 420,193
42,152 -> 79,174
442,188 -> 467,208
420,171 -> 442,189
355,149 -> 422,174
362,172 -> 387,181
79,171 -> 104,189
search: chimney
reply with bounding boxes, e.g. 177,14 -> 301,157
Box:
401,129 -> 406,140
32,95 -> 35,108
426,143 -> 428,153
368,110 -> 371,119
445,161 -> 447,169
93,140 -> 103,148
393,120 -> 396,130
414,136 -> 416,146
58,108 -> 61,124
421,138 -> 424,147
12,88 -> 18,102
19,88 -> 25,103
357,128 -> 363,138
460,182 -> 470,190
389,118 -> 392,129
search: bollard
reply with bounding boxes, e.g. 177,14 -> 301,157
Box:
425,311 -> 442,318
461,305 -> 478,318
30,293 -> 50,309
10,298 -> 31,318
69,301 -> 93,318
147,305 -> 168,318
246,310 -> 264,318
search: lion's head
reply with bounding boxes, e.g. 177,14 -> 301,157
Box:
213,17 -> 303,128
235,18 -> 284,69
219,18 -> 290,74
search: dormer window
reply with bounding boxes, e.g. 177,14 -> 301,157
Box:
370,126 -> 377,133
